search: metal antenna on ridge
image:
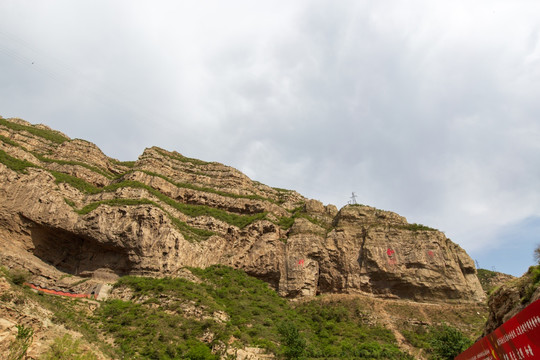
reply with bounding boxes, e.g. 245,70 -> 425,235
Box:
350,192 -> 358,205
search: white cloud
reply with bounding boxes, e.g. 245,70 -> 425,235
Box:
1,0 -> 540,275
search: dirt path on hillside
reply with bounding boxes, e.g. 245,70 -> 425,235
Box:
372,301 -> 426,359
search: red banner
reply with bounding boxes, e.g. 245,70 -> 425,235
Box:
456,299 -> 540,360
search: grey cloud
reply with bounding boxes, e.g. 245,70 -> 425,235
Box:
1,1 -> 539,275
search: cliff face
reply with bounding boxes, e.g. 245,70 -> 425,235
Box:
482,267 -> 540,335
0,117 -> 484,302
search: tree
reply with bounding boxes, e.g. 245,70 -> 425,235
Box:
278,321 -> 306,359
428,324 -> 472,360
534,244 -> 540,265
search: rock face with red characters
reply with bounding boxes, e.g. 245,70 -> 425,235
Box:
281,204 -> 484,302
0,117 -> 484,302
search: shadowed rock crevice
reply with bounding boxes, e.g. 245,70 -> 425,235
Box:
357,226 -> 369,271
25,218 -> 133,277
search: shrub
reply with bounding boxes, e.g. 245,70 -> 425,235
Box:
7,324 -> 33,360
183,340 -> 218,360
278,321 -> 306,359
428,324 -> 472,360
403,223 -> 437,231
41,334 -> 97,360
9,268 -> 30,285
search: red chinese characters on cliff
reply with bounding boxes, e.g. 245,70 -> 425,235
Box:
386,248 -> 397,265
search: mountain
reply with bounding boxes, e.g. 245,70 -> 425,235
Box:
0,116 -> 497,358
0,116 -> 484,302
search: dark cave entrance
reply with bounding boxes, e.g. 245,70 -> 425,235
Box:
27,220 -> 133,277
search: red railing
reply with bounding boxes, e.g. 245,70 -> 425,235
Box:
24,283 -> 96,299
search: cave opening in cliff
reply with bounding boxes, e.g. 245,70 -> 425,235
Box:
26,219 -> 132,277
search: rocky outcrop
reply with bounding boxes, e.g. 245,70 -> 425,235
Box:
0,117 -> 484,302
483,267 -> 540,335
476,269 -> 515,295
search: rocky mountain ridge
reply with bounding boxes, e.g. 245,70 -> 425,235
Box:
482,265 -> 540,336
0,116 -> 484,302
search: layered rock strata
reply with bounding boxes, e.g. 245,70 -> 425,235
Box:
0,117 -> 484,302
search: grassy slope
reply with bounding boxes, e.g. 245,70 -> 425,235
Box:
1,265 -> 487,360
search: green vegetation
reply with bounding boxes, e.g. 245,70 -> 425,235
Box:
490,246 -> 540,305
41,334 -> 97,360
35,154 -> 114,179
0,118 -> 69,144
7,324 -> 34,360
64,198 -> 76,207
137,169 -> 272,202
72,197 -> 214,242
10,269 -> 31,286
1,263 -> 479,359
521,265 -> 540,304
75,198 -> 157,215
278,322 -> 306,359
51,174 -> 267,230
168,216 -> 215,242
428,324 -> 473,360
0,134 -> 22,148
399,223 -> 437,232
95,266 -> 411,359
1,266 -> 31,286
0,149 -> 37,172
476,268 -> 499,294
272,187 -> 293,193
1,121 -> 272,232
278,206 -> 330,232
1,126 -> 111,179
155,148 -> 212,166
50,171 -> 102,193
1,133 -> 111,179
278,215 -> 296,230
402,324 -> 472,360
103,180 -> 269,228
116,160 -> 137,168
278,206 -> 304,229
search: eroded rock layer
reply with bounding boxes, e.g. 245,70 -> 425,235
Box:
0,117 -> 484,302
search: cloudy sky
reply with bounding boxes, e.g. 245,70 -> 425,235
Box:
1,1 -> 539,276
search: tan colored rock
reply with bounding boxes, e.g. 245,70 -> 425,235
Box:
0,118 -> 485,303
228,347 -> 274,360
325,204 -> 338,217
483,269 -> 540,335
304,199 -> 325,213
52,139 -> 112,172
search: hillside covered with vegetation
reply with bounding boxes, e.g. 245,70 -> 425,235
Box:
2,264 -> 486,359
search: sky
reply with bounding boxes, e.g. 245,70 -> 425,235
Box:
1,1 -> 539,277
